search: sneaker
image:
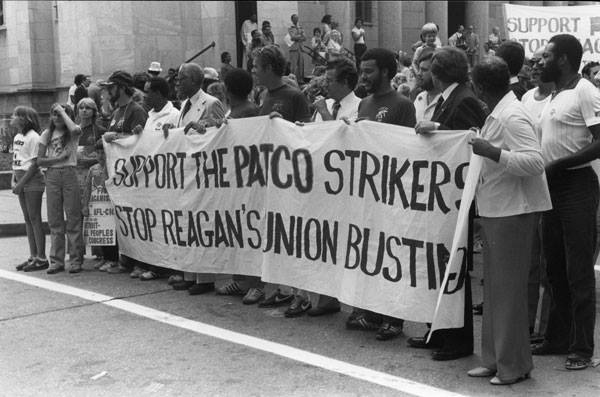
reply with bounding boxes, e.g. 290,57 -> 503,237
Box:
242,288 -> 265,305
99,261 -> 116,272
107,264 -> 128,274
130,266 -> 144,278
346,314 -> 380,331
16,258 -> 34,271
284,296 -> 312,318
47,266 -> 65,275
258,289 -> 294,307
140,271 -> 159,281
375,322 -> 403,341
23,258 -> 50,272
216,281 -> 247,296
167,274 -> 184,285
93,259 -> 106,270
69,264 -> 83,274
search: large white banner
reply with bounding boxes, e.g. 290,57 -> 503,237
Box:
504,3 -> 600,64
105,117 -> 478,328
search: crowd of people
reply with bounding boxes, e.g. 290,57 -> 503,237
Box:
8,13 -> 600,386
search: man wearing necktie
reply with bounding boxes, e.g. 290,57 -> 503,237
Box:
164,62 -> 226,294
313,59 -> 361,123
412,46 -> 487,361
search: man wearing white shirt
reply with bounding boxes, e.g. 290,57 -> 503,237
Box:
241,14 -> 258,69
413,49 -> 440,123
165,62 -> 225,295
313,59 -> 361,122
140,77 -> 180,136
532,34 -> 600,371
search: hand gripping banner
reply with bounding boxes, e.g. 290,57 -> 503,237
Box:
104,117 -> 479,328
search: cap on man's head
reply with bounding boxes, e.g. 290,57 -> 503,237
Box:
203,67 -> 219,81
148,61 -> 162,73
99,71 -> 134,87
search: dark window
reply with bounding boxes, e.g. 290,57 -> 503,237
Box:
355,0 -> 372,24
0,1 -> 4,27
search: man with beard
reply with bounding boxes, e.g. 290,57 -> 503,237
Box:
102,71 -> 148,141
413,49 -> 441,123
521,48 -> 554,345
532,34 -> 600,371
346,48 -> 415,341
101,71 -> 149,274
412,46 -> 487,361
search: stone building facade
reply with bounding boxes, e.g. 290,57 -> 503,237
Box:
0,0 -> 595,127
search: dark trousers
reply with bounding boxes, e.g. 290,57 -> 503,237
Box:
101,243 -> 119,262
428,206 -> 475,353
542,167 -> 598,359
354,43 -> 367,70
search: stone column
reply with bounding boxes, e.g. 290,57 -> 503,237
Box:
377,1 -> 403,53
465,2 -> 489,63
425,1 -> 448,44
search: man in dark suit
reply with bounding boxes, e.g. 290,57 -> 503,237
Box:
496,41 -> 527,100
414,46 -> 487,361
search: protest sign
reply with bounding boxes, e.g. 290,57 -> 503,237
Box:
84,171 -> 116,246
104,117 -> 478,327
504,3 -> 600,64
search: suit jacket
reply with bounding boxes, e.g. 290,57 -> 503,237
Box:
432,83 -> 487,130
177,89 -> 226,128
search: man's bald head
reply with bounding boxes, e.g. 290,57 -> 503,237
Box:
177,63 -> 204,99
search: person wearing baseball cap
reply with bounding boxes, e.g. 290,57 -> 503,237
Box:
101,71 -> 148,143
100,71 -> 150,276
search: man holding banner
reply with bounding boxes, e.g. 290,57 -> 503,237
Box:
413,47 -> 487,361
533,34 -> 600,371
346,48 -> 416,341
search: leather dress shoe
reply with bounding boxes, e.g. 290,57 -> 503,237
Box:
531,341 -> 568,356
467,367 -> 495,377
431,349 -> 472,361
407,336 -> 442,349
172,280 -> 195,290
307,305 -> 341,317
188,282 -> 215,295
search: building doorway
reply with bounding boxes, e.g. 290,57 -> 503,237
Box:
235,1 -> 258,67
447,1 -> 466,40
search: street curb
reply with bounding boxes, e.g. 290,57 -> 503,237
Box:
0,222 -> 50,238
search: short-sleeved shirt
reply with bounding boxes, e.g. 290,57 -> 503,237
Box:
40,128 -> 80,168
540,77 -> 600,167
108,99 -> 148,134
351,27 -> 365,44
358,90 -> 417,127
77,123 -> 107,168
12,130 -> 40,171
259,84 -> 311,122
229,101 -> 260,119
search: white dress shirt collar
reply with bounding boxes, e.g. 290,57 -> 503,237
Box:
441,82 -> 459,102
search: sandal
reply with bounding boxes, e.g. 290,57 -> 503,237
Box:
565,356 -> 591,370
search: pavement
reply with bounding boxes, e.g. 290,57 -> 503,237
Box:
1,190 -> 600,396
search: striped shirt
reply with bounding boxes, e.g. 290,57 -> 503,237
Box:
540,78 -> 600,168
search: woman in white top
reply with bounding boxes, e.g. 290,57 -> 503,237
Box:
352,18 -> 367,69
11,106 -> 48,272
468,57 -> 552,385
